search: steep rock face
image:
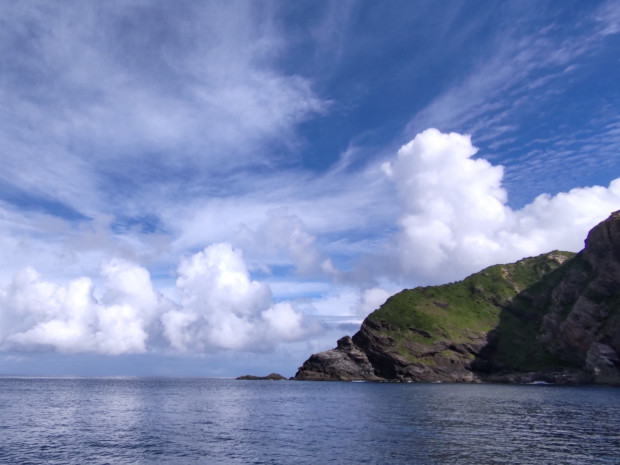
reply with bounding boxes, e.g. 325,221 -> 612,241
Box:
294,211 -> 620,384
539,211 -> 620,383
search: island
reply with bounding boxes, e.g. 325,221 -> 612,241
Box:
236,373 -> 287,380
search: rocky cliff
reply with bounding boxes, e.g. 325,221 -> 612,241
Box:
295,211 -> 620,384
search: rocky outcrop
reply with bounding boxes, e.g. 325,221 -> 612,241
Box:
236,373 -> 287,380
294,211 -> 620,385
294,336 -> 382,381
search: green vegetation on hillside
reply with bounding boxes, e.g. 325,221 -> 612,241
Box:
366,251 -> 576,369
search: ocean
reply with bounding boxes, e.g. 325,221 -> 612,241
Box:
0,377 -> 618,464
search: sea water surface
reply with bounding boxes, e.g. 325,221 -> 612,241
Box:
0,377 -> 618,464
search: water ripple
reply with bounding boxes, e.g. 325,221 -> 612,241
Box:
0,378 -> 619,464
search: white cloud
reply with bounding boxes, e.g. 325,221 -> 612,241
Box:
0,243 -> 319,355
164,243 -> 319,351
261,302 -> 307,341
357,287 -> 392,317
304,284 -> 394,322
99,258 -> 167,327
0,265 -> 156,355
383,129 -> 508,273
165,243 -> 272,351
381,129 -> 620,284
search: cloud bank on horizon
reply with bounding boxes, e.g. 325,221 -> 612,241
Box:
2,129 -> 619,358
0,1 -> 619,374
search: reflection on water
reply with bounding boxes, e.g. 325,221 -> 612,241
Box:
0,378 -> 618,464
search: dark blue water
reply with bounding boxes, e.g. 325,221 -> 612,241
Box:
0,378 -> 618,464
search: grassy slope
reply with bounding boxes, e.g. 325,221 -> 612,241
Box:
365,251 -> 576,371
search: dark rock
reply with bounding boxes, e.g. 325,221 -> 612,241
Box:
585,343 -> 620,384
537,212 -> 620,383
236,373 -> 287,380
294,336 -> 383,381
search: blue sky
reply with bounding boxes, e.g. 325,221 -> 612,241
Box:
1,0 -> 619,377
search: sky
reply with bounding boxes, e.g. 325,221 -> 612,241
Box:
1,0 -> 619,377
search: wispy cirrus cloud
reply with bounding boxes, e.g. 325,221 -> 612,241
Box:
0,1 -> 326,218
405,1 -> 620,206
407,7 -> 606,140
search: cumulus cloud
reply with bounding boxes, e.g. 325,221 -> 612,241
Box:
381,129 -> 620,284
164,243 -> 271,351
0,263 -> 163,354
164,243 -> 318,352
0,243 -> 318,355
